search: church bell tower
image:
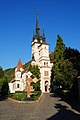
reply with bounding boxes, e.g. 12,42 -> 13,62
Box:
31,10 -> 52,92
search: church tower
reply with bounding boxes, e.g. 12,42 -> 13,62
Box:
31,10 -> 53,92
31,9 -> 40,65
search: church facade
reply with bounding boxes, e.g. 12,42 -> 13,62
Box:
9,60 -> 35,93
31,10 -> 53,92
9,10 -> 53,93
9,60 -> 27,93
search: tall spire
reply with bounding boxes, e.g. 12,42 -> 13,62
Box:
35,9 -> 40,40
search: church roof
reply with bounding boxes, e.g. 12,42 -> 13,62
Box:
32,9 -> 47,44
16,59 -> 23,69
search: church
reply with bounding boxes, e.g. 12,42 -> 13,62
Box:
9,10 -> 53,93
31,10 -> 53,92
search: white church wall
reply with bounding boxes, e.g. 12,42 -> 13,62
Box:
9,83 -> 15,93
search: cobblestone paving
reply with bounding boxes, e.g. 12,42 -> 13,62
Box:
0,93 -> 80,120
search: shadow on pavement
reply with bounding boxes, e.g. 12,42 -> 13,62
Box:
0,96 -> 7,101
46,103 -> 80,120
50,92 -> 80,113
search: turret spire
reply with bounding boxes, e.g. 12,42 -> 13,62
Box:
42,28 -> 46,43
35,9 -> 40,40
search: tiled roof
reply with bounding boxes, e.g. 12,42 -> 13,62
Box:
16,60 -> 23,69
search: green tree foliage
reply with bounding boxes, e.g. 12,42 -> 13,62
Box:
1,76 -> 9,96
23,61 -> 31,69
0,66 -> 4,79
0,67 -> 4,92
28,64 -> 40,91
0,67 -> 9,96
32,81 -> 40,91
53,35 -> 65,84
28,64 -> 40,79
54,35 -> 65,63
60,60 -> 77,89
64,47 -> 80,75
4,68 -> 15,82
52,35 -> 78,89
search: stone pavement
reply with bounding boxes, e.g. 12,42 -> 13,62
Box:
0,93 -> 80,120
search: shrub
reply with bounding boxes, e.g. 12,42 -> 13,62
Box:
9,91 -> 26,101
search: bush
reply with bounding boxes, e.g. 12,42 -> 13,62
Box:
0,77 -> 9,97
31,81 -> 40,91
9,91 -> 26,101
31,91 -> 41,100
9,90 -> 41,101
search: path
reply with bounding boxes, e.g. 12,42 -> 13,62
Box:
0,93 -> 80,120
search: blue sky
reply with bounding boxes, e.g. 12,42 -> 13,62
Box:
0,0 -> 80,70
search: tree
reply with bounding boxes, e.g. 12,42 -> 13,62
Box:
28,64 -> 40,79
0,66 -> 4,79
64,47 -> 80,75
0,67 -> 4,94
52,35 -> 78,90
60,60 -> 77,89
53,35 -> 65,84
1,76 -> 9,96
0,71 -> 9,97
32,81 -> 40,91
28,64 -> 41,91
4,68 -> 15,82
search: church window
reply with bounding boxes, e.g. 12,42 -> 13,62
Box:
44,71 -> 49,76
44,62 -> 48,66
17,84 -> 19,88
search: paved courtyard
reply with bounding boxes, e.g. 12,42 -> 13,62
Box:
0,93 -> 80,120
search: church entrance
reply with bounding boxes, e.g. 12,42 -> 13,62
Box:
45,81 -> 48,92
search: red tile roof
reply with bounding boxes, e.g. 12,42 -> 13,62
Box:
16,60 -> 23,69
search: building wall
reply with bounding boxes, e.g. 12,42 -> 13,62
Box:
9,70 -> 27,93
32,42 -> 40,65
31,40 -> 53,92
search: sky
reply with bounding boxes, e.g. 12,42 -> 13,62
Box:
0,0 -> 80,70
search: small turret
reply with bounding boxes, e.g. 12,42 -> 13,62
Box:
15,59 -> 24,72
42,29 -> 46,43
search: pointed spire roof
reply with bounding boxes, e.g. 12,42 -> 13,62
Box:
42,29 -> 46,43
35,9 -> 40,41
36,9 -> 39,31
32,9 -> 47,44
16,59 -> 23,69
